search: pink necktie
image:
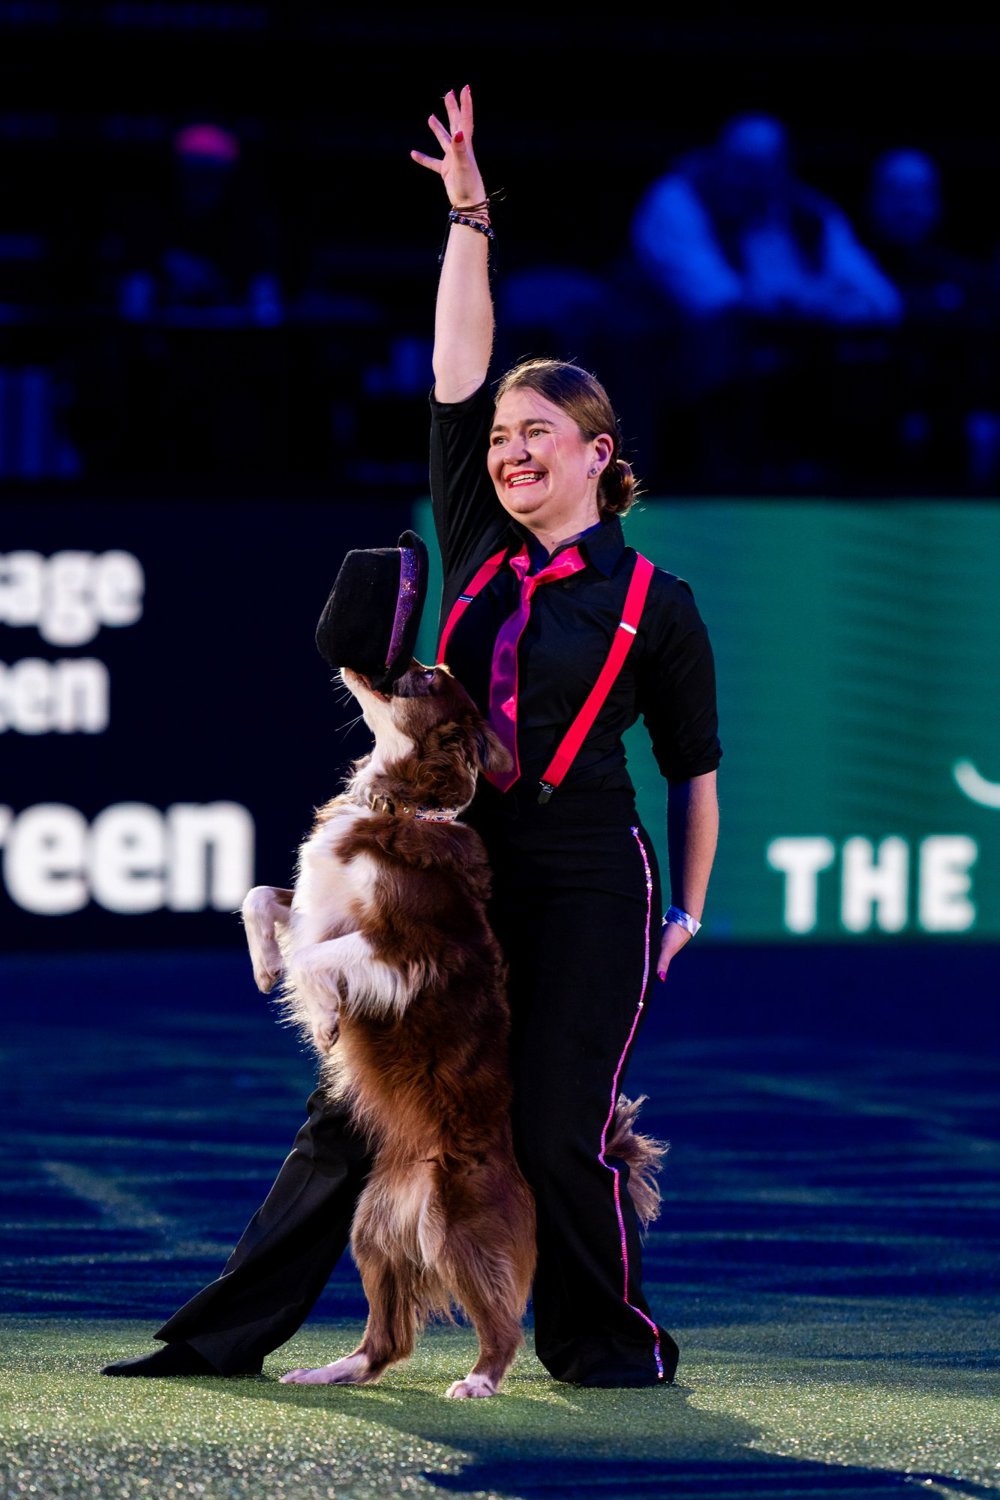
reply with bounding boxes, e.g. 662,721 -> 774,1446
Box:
485,544 -> 587,791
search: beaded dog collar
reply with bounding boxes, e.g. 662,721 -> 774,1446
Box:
367,793 -> 460,823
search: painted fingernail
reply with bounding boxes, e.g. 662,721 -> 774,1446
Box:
453,130 -> 464,144
657,971 -> 666,982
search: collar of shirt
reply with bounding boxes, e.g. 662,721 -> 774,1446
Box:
510,515 -> 626,578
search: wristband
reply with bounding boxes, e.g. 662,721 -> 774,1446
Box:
448,209 -> 495,240
663,905 -> 701,937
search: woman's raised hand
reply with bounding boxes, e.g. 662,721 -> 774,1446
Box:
411,85 -> 486,209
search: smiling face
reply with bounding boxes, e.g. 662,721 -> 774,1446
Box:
487,387 -> 612,542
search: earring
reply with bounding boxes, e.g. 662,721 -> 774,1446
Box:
589,466 -> 599,477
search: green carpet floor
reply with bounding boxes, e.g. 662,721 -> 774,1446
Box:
3,1308 -> 997,1499
1,954 -> 998,1497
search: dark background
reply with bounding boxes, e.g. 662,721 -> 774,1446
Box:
2,8 -> 999,999
3,11 -> 1000,494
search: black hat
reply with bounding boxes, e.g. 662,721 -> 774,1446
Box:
315,529 -> 429,692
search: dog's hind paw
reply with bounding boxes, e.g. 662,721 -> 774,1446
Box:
280,1353 -> 370,1386
445,1374 -> 497,1399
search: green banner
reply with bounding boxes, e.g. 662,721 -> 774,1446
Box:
415,499 -> 1000,943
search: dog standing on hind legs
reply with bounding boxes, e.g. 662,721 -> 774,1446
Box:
243,660 -> 535,1398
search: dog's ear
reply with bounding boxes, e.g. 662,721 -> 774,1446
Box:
473,723 -> 512,776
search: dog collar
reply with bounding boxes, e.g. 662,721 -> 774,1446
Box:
367,793 -> 460,822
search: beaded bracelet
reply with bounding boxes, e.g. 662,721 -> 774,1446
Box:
448,209 -> 495,240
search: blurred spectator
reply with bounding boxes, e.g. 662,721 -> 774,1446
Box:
0,228 -> 81,478
869,151 -> 942,259
628,115 -> 901,489
864,149 -> 1000,488
632,115 -> 900,329
81,121 -> 288,478
118,122 -> 281,325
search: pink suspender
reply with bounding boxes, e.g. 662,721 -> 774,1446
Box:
538,553 -> 654,802
438,548 -> 656,805
437,547 -> 508,664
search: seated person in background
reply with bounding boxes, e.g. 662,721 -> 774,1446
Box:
104,121 -> 284,478
118,122 -> 281,325
631,114 -> 900,329
864,148 -> 1000,488
628,114 -> 900,489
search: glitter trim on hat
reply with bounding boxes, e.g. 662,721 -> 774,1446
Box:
386,548 -> 420,672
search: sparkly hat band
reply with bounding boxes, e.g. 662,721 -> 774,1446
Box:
385,548 -> 420,671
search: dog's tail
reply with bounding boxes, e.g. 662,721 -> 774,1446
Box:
607,1093 -> 668,1229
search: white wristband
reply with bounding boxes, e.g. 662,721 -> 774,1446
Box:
663,905 -> 702,937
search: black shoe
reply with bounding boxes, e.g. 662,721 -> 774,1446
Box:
101,1341 -> 224,1377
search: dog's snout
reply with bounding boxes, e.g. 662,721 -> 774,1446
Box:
392,661 -> 440,699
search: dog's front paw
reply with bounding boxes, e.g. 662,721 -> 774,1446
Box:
242,887 -> 291,992
253,959 -> 282,994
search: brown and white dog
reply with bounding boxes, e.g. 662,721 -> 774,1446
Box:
242,660 -> 662,1398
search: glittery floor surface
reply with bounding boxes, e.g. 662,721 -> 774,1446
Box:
1,952 -> 998,1499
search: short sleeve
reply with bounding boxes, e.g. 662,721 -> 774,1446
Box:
429,383 -> 510,599
637,571 -> 722,782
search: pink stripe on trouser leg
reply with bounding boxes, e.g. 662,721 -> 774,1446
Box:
594,824 -> 664,1380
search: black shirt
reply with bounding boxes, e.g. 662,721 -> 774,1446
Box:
430,382 -> 722,793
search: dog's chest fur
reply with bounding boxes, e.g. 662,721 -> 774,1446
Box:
287,801 -> 378,951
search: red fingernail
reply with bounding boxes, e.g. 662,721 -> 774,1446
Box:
657,971 -> 666,982
453,130 -> 464,144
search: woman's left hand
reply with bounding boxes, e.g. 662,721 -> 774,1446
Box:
656,920 -> 692,983
410,85 -> 486,209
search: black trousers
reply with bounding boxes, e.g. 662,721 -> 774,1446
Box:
159,787 -> 678,1384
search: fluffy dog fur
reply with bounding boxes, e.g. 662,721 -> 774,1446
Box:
242,660 -> 663,1399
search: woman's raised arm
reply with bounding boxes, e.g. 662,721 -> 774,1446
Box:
411,86 -> 493,404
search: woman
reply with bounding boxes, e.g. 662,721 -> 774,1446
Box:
102,88 -> 719,1390
412,87 -> 721,1386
